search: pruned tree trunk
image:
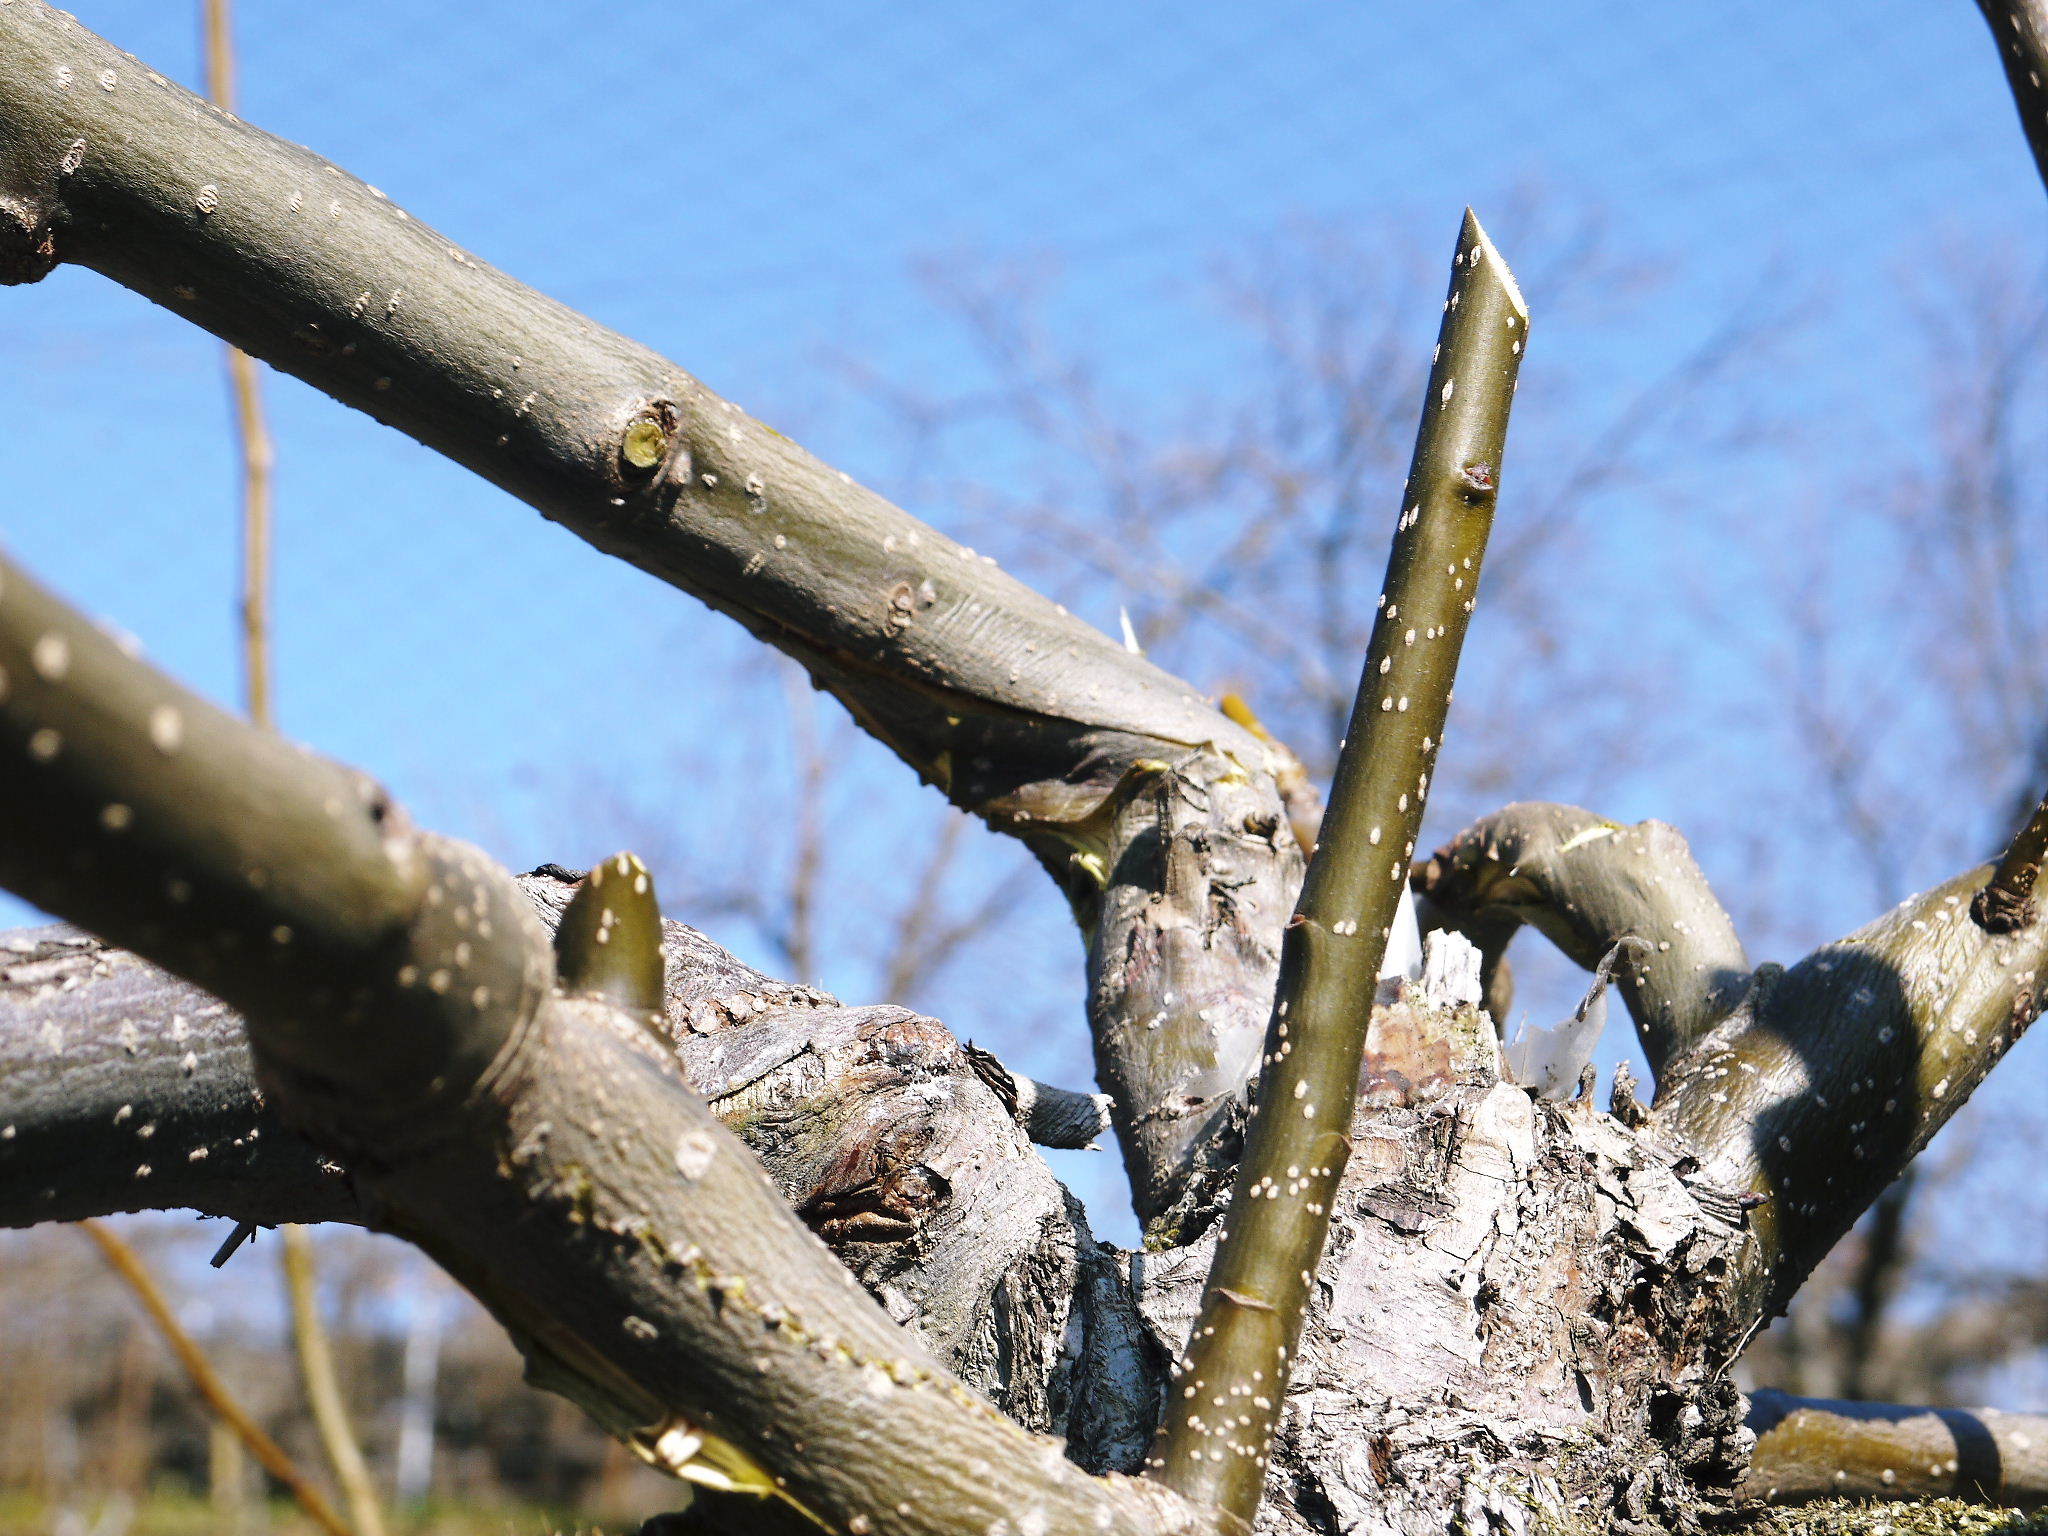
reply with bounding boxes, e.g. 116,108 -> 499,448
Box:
7,4 -> 2048,1531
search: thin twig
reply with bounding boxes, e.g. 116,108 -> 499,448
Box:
202,6 -> 381,1525
282,1226 -> 390,1536
200,0 -> 276,734
1147,210 -> 1527,1526
82,1220 -> 355,1536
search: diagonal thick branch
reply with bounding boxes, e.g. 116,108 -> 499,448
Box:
0,0 -> 1296,1224
1974,0 -> 2048,198
1421,799 -> 2048,1337
1654,841 -> 2048,1331
0,549 -> 1224,1536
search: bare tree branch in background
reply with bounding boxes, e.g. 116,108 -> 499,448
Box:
1731,246 -> 2048,1417
84,1220 -> 356,1536
851,208 -> 1783,826
195,1 -> 390,1525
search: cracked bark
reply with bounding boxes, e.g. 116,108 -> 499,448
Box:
12,784 -> 2039,1531
2,903 -> 1778,1536
0,894 -> 1158,1466
1416,801 -> 2048,1331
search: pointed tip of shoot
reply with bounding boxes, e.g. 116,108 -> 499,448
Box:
553,851 -> 665,1015
1460,208 -> 1528,325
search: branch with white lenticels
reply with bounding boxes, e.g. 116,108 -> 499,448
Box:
0,0 -> 1300,1227
0,547 -> 1229,1536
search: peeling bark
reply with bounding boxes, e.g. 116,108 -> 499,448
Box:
1414,803 -> 2048,1335
1133,941 -> 1756,1536
3,911 -> 1782,1536
7,7 -> 2048,1530
0,535 -> 1219,1532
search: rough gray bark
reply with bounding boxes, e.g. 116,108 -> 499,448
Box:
1,909 -> 1768,1536
0,924 -> 359,1227
0,547 -> 1219,1536
0,880 -> 837,1230
0,892 -> 1159,1468
1418,802 -> 2048,1330
671,936 -> 1771,1536
1133,938 -> 1756,1536
10,808 -> 2042,1534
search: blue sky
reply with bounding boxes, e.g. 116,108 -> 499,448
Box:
3,0 -> 2045,1250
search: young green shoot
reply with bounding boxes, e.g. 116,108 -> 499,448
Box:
1147,210 -> 1528,1526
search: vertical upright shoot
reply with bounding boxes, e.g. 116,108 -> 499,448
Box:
1148,210 -> 1528,1526
197,7 -> 383,1528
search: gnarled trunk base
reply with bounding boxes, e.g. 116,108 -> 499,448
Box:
1117,1076 -> 1752,1535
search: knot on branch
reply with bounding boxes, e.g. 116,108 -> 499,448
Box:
0,194 -> 57,284
614,398 -> 679,484
1971,879 -> 2036,934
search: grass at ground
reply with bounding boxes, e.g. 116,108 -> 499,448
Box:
0,1489 -> 656,1535
1743,1501 -> 2048,1536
